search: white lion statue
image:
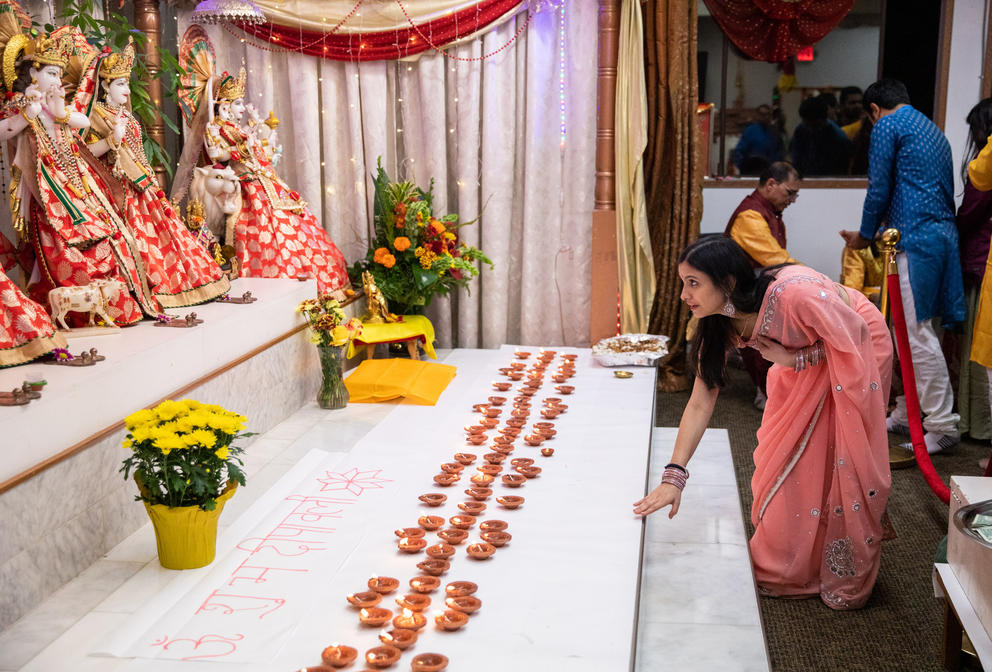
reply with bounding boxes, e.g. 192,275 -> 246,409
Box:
188,165 -> 242,242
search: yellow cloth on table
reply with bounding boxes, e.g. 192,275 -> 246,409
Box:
344,358 -> 457,405
346,314 -> 437,359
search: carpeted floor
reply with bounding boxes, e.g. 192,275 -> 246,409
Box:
655,366 -> 989,672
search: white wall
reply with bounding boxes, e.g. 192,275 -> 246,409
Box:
944,0 -> 988,197
700,187 -> 868,282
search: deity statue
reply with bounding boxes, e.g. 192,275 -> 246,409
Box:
0,10 -> 158,325
173,27 -> 350,295
84,37 -> 230,308
361,270 -> 398,324
0,233 -> 66,366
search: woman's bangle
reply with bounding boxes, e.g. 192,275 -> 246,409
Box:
794,341 -> 825,373
664,463 -> 688,475
661,465 -> 689,491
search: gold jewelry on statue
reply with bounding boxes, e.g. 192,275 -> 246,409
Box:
2,33 -> 30,92
98,36 -> 135,81
215,62 -> 246,101
26,31 -> 73,71
52,108 -> 69,124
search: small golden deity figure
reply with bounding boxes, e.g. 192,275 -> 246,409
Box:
361,271 -> 399,324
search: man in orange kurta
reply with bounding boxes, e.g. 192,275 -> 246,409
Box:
724,161 -> 801,408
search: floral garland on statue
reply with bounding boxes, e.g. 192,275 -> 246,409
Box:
348,158 -> 492,314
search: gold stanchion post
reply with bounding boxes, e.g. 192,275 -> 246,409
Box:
878,228 -> 900,320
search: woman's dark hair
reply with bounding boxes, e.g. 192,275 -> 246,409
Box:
679,236 -> 784,389
962,98 -> 992,184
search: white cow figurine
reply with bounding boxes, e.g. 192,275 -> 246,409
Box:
48,280 -> 125,330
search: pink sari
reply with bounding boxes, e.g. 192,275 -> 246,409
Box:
747,265 -> 892,610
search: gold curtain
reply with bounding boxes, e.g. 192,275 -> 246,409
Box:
644,0 -> 702,390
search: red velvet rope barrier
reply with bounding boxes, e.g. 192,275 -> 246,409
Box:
886,271 -> 950,504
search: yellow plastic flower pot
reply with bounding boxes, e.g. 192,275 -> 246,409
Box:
142,482 -> 238,570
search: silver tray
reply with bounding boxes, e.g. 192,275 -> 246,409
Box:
592,334 -> 670,367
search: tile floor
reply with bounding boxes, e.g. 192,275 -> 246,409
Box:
0,397 -> 769,671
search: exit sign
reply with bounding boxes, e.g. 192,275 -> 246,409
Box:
796,46 -> 814,62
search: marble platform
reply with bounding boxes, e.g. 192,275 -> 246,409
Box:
0,278 -> 331,631
0,351 -> 769,671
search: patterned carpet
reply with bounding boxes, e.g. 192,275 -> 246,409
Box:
654,366 -> 988,672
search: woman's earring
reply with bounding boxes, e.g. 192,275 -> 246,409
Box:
722,298 -> 737,317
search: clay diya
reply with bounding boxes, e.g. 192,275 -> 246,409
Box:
483,452 -> 505,464
514,350 -> 531,359
464,424 -> 488,434
534,421 -> 556,429
480,519 -> 508,532
512,394 -> 532,402
496,495 -> 525,509
409,575 -> 441,593
397,537 -> 427,553
535,427 -> 556,438
550,403 -> 568,414
491,444 -> 515,456
510,408 -> 530,418
395,593 -> 432,612
483,406 -> 503,417
487,395 -> 507,405
539,408 -> 561,420
364,644 -> 402,667
445,595 -> 483,614
322,644 -> 359,668
347,591 -> 383,608
506,371 -> 524,381
425,542 -> 456,559
562,353 -> 577,361
464,487 -> 493,501
510,457 -> 534,467
540,447 -> 555,457
493,435 -> 515,446
555,385 -> 575,395
478,417 -> 499,429
380,628 -> 417,650
416,559 -> 450,576
395,527 -> 426,539
470,473 -> 494,486
458,500 -> 487,515
472,403 -> 490,413
436,528 -> 469,544
523,434 -> 545,446
551,374 -> 569,383
477,464 -> 503,476
509,361 -> 527,370
466,542 -> 496,560
464,434 -> 488,446
445,580 -> 478,597
502,474 -> 526,487
418,515 -> 445,531
368,576 -> 400,594
453,452 -> 477,465
499,426 -> 522,437
517,386 -> 537,397
440,462 -> 464,474
433,473 -> 460,487
506,418 -> 527,428
516,466 -> 542,479
393,607 -> 428,631
359,607 -> 393,627
419,493 -> 447,507
480,530 -> 512,547
448,514 -> 477,529
411,653 -> 449,672
492,381 -> 512,391
433,609 -> 469,631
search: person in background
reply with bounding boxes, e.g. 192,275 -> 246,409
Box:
961,99 -> 992,455
839,240 -> 884,306
731,104 -> 785,176
840,86 -> 865,138
725,161 -> 801,409
821,91 -> 840,124
634,236 -> 892,610
841,78 -> 965,454
790,95 -> 852,177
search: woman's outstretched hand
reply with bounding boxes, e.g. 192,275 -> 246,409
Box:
633,482 -> 683,518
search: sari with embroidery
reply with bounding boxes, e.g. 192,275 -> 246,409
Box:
746,265 -> 892,610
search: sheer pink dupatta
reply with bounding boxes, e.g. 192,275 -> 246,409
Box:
747,266 -> 892,610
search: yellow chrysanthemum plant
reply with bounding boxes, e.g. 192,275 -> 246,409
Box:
297,293 -> 363,347
120,399 -> 254,510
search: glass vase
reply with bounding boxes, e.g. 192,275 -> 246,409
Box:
316,344 -> 349,409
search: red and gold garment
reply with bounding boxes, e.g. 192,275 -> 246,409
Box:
210,118 -> 349,292
16,109 -> 158,325
89,103 -> 230,308
0,235 -> 65,367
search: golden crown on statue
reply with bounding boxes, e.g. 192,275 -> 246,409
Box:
215,64 -> 245,101
99,36 -> 135,80
27,30 -> 73,70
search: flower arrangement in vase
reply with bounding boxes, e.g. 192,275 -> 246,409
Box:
348,158 -> 492,315
119,399 -> 253,569
297,294 -> 363,409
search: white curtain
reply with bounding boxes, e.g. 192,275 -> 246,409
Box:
180,3 -> 597,348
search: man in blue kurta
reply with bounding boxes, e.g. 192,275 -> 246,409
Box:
840,78 -> 965,454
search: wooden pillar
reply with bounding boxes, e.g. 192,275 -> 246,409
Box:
133,0 -> 169,189
590,0 -> 620,345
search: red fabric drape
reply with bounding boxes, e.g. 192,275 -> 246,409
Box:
235,0 -> 522,61
701,0 -> 855,63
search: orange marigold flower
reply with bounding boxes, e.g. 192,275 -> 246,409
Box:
430,219 -> 445,234
394,236 -> 411,252
373,247 -> 389,262
381,253 -> 396,269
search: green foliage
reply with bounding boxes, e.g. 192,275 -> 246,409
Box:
349,158 -> 493,312
56,0 -> 183,178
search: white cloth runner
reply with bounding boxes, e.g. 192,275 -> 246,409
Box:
98,346 -> 656,670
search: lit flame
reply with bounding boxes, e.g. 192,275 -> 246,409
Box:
360,608 -> 369,618
381,630 -> 392,641
402,608 -> 413,618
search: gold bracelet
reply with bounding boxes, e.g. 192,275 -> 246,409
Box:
52,109 -> 70,124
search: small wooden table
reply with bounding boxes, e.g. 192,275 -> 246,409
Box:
346,314 -> 437,361
934,563 -> 992,670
